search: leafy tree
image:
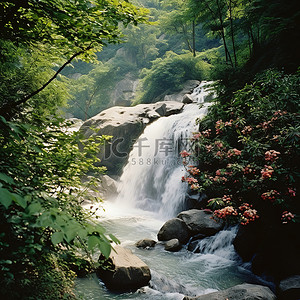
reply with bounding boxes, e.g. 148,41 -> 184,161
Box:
0,0 -> 148,118
135,49 -> 218,104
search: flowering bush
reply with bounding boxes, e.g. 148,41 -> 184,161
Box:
181,70 -> 299,226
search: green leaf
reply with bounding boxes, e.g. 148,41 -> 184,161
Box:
12,193 -> 27,208
64,225 -> 80,242
109,233 -> 120,244
87,235 -> 100,250
27,202 -> 42,215
0,188 -> 13,209
0,173 -> 15,185
51,231 -> 64,245
99,240 -> 111,258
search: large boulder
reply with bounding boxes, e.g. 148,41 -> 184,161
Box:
182,94 -> 194,104
183,283 -> 276,300
96,245 -> 151,292
177,209 -> 224,236
278,275 -> 300,300
157,218 -> 190,244
80,101 -> 184,175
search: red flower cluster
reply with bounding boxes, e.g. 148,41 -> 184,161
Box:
191,132 -> 202,141
214,141 -> 224,148
214,206 -> 238,219
239,203 -> 259,225
227,148 -> 242,157
222,195 -> 232,204
241,125 -> 253,135
216,150 -> 224,158
224,119 -> 233,127
215,120 -> 224,134
274,110 -> 287,116
259,120 -> 272,130
190,183 -> 200,190
281,211 -> 295,224
261,165 -> 274,179
265,150 -> 280,162
243,165 -> 253,175
202,129 -> 212,137
261,190 -> 279,202
185,177 -> 198,184
205,145 -> 213,152
188,166 -> 200,176
180,150 -> 190,158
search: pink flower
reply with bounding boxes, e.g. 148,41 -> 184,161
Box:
214,141 -> 223,148
202,129 -> 211,137
265,150 -> 280,162
261,165 -> 274,179
227,148 -> 241,157
205,145 -> 213,152
288,188 -> 296,197
241,125 -> 253,135
188,166 -> 200,176
261,190 -> 279,202
214,206 -> 238,219
180,150 -> 190,158
186,177 -> 198,184
191,132 -> 202,140
216,169 -> 221,176
190,183 -> 200,190
281,211 -> 295,224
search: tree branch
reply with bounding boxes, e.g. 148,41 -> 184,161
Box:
0,46 -> 92,119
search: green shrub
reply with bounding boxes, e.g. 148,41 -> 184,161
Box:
181,69 -> 300,226
0,115 -> 118,299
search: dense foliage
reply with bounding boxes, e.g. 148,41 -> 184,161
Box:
0,0 -> 148,119
181,70 -> 299,226
134,49 -> 219,104
0,0 -> 147,299
0,114 -> 120,299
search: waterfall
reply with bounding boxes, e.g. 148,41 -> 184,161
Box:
116,102 -> 210,219
191,81 -> 215,103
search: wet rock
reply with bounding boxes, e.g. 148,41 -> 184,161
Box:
182,94 -> 194,104
177,209 -> 224,236
148,270 -> 198,296
183,283 -> 276,300
80,101 -> 184,175
135,239 -> 157,249
187,233 -> 207,252
278,275 -> 300,300
233,223 -> 261,261
96,245 -> 151,292
157,218 -> 190,244
164,239 -> 182,252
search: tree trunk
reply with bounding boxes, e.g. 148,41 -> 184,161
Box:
192,20 -> 196,57
228,0 -> 237,66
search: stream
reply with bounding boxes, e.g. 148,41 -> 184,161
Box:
75,87 -> 270,299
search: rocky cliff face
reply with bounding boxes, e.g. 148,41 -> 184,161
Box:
80,101 -> 184,175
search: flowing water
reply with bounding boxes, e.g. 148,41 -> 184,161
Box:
75,87 -> 267,299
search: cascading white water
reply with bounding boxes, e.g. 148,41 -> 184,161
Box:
116,103 -> 210,219
191,81 -> 215,103
76,84 -> 270,300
